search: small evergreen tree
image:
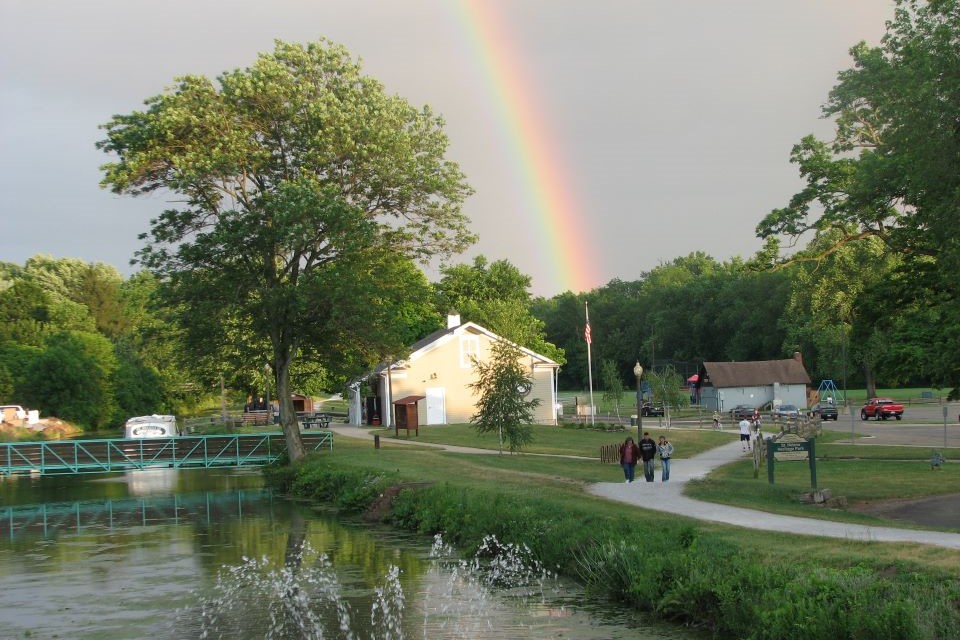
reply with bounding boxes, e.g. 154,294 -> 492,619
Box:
600,359 -> 624,419
646,365 -> 688,427
469,340 -> 539,454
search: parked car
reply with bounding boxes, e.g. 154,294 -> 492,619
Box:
811,403 -> 839,420
772,404 -> 800,419
730,405 -> 755,420
860,398 -> 904,421
640,402 -> 665,417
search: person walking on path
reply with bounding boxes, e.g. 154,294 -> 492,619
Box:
639,432 -> 657,482
657,435 -> 674,482
739,417 -> 752,452
619,436 -> 640,483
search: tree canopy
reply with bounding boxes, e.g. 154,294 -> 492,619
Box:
98,40 -> 475,459
434,256 -> 564,363
757,0 -> 960,394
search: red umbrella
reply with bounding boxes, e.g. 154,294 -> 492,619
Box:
687,374 -> 699,383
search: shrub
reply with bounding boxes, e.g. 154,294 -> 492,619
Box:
280,459 -> 960,640
271,458 -> 396,514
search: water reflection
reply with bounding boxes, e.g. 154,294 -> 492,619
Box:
0,469 -> 696,640
1,489 -> 272,540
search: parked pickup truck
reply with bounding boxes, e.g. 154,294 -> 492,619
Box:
860,398 -> 904,421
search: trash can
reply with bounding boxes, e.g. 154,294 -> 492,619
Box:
630,415 -> 638,427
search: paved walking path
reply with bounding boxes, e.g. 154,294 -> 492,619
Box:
329,425 -> 960,550
589,438 -> 960,550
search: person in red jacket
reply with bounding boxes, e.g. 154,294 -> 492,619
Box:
619,436 -> 640,483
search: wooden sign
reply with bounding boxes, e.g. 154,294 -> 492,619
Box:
773,433 -> 809,461
767,435 -> 818,489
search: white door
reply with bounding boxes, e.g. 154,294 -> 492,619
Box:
425,387 -> 446,425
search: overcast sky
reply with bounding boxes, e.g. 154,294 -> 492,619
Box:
0,0 -> 894,296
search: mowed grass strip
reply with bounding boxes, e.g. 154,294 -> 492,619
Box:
369,422 -> 734,457
686,459 -> 960,531
353,422 -> 960,536
310,434 -> 960,574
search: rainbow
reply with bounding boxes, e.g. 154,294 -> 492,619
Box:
451,0 -> 601,294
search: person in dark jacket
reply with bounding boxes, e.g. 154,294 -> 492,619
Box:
639,432 -> 658,482
619,436 -> 640,483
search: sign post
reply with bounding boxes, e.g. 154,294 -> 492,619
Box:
849,405 -> 856,445
766,434 -> 817,489
944,406 -> 949,448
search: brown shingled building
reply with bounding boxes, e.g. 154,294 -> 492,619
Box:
694,352 -> 811,412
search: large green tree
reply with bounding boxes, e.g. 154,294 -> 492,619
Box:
21,331 -> 118,429
98,40 -> 475,459
435,256 -> 564,363
757,0 -> 960,393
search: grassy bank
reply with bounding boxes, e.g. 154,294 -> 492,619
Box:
685,435 -> 960,529
268,433 -> 960,639
371,422 -> 732,457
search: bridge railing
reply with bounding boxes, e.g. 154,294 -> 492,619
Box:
1,489 -> 272,540
0,432 -> 333,476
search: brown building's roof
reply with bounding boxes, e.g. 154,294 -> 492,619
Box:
699,359 -> 811,388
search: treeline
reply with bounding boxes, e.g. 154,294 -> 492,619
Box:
0,254 -> 559,430
5,240 -> 951,434
538,0 -> 960,400
531,238 -> 941,396
533,252 -> 790,391
0,257 -> 177,429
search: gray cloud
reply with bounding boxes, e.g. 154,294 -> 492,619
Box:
0,0 -> 893,294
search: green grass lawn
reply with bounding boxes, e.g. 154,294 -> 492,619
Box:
683,434 -> 960,531
321,431 -> 960,573
359,422 -> 960,535
370,422 -> 735,458
685,456 -> 960,529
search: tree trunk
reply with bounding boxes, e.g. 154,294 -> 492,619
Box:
275,354 -> 306,462
863,361 -> 877,399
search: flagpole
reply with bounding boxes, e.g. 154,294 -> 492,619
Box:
585,301 -> 595,427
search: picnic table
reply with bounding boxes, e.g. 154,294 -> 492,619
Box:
299,413 -> 331,430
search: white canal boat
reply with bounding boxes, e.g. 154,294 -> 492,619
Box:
123,414 -> 179,438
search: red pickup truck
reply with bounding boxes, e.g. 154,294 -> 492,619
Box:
860,398 -> 904,421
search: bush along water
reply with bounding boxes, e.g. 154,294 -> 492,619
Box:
273,461 -> 960,640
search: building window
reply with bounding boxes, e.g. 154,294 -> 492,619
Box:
460,336 -> 480,367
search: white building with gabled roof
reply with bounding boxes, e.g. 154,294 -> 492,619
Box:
348,314 -> 560,428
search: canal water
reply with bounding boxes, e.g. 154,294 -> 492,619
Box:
0,468 -> 698,640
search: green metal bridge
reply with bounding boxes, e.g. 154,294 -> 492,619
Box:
0,432 -> 333,476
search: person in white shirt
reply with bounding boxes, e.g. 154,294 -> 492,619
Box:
739,418 -> 752,452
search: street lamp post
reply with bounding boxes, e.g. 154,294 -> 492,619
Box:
633,361 -> 644,440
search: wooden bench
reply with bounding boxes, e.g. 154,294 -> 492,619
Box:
241,410 -> 271,426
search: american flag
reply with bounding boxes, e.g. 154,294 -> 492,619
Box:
584,321 -> 592,345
